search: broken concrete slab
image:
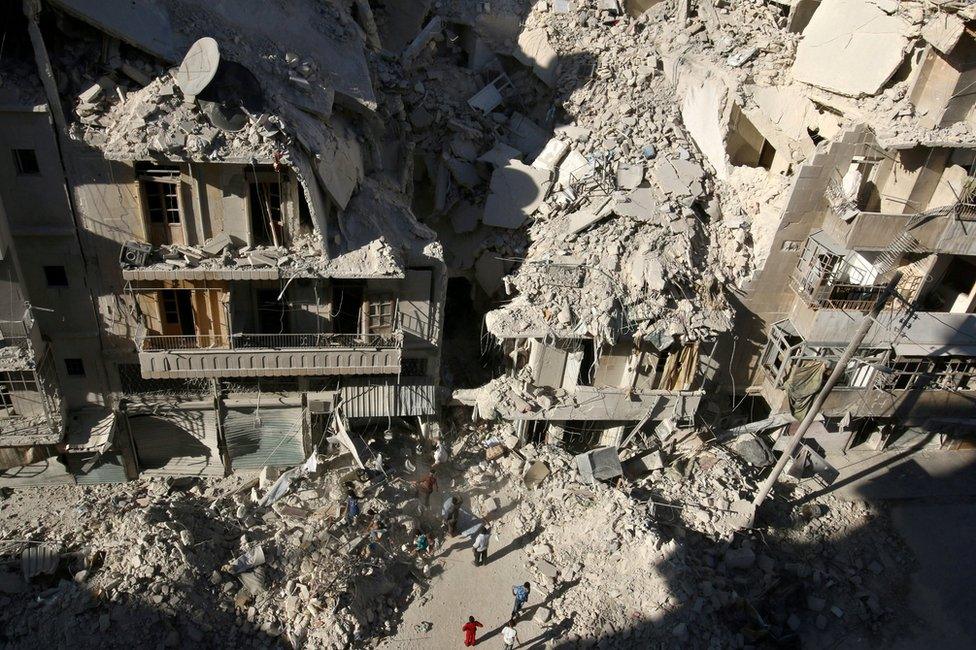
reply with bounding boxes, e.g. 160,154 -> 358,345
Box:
616,163 -> 644,190
514,28 -> 559,87
921,14 -> 965,55
478,142 -> 522,168
444,156 -> 481,188
613,187 -> 658,222
652,158 -> 704,199
523,461 -> 551,489
575,446 -> 623,484
401,16 -> 443,67
449,201 -> 482,234
474,252 -> 506,297
200,233 -> 233,256
503,112 -> 551,159
483,160 -> 552,229
791,0 -> 910,97
532,138 -> 571,172
468,82 -> 504,113
557,149 -> 592,188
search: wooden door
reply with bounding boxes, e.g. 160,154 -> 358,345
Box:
143,178 -> 185,246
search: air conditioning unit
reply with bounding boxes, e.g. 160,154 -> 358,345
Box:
119,241 -> 153,267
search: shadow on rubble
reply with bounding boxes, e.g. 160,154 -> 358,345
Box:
1,491 -> 280,649
535,462 -> 976,650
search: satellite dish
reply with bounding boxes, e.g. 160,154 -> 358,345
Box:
174,37 -> 220,98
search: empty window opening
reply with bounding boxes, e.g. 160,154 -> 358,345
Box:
578,339 -> 597,387
139,165 -> 183,246
64,358 -> 85,377
923,256 -> 976,313
332,281 -> 365,334
256,288 -> 290,334
0,371 -> 43,418
401,357 -> 429,377
158,289 -> 195,336
12,148 -> 39,175
43,265 -> 68,287
249,181 -> 283,246
727,105 -> 776,171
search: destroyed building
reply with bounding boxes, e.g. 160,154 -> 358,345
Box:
0,0 -> 445,485
714,0 -> 976,453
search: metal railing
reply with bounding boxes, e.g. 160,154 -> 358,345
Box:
0,319 -> 33,352
139,331 -> 403,352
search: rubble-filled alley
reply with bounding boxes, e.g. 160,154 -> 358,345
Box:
3,0 -> 976,647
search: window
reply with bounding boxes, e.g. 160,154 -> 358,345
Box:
12,149 -> 39,175
249,180 -> 283,246
44,265 -> 68,287
144,180 -> 181,224
367,296 -> 396,334
401,357 -> 428,377
64,358 -> 86,377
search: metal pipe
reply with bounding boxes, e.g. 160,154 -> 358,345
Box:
750,272 -> 903,522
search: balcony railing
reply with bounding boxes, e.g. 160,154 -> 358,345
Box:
139,331 -> 403,352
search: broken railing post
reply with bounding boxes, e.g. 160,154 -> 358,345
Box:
749,272 -> 903,523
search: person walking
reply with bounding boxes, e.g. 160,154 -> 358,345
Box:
415,471 -> 439,509
501,618 -> 520,650
472,526 -> 490,566
461,615 -> 483,646
442,494 -> 462,536
511,582 -> 531,617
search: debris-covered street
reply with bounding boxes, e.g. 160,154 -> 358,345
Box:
3,0 -> 976,647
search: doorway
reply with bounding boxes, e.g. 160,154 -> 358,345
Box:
331,281 -> 364,334
159,289 -> 195,336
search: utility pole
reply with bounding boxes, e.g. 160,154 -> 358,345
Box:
749,271 -> 904,523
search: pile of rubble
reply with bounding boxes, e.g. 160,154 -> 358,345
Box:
122,231 -> 404,279
0,455 -> 432,648
462,429 -> 918,647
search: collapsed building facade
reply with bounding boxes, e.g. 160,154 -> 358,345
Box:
3,0 -> 976,485
704,0 -> 976,453
0,0 -> 445,484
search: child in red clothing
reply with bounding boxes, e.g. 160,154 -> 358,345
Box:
461,616 -> 483,646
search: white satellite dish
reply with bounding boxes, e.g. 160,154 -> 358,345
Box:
174,37 -> 220,98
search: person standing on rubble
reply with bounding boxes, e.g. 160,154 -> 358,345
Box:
442,494 -> 462,536
511,582 -> 531,617
461,615 -> 483,646
473,526 -> 491,566
416,471 -> 439,509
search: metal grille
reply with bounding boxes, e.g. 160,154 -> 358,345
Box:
223,407 -> 305,470
140,331 -> 403,351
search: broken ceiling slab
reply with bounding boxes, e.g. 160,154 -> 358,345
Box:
532,138 -> 570,172
478,142 -> 523,167
402,16 -> 443,67
616,163 -> 644,190
791,0 -> 910,97
475,252 -> 506,297
483,161 -> 553,229
49,0 -> 376,107
557,149 -> 592,188
444,156 -> 481,188
612,187 -> 658,222
921,14 -> 966,55
503,112 -> 551,159
513,28 -> 559,86
449,201 -> 482,234
651,158 -> 705,199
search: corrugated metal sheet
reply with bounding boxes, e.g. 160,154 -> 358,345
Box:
224,407 -> 305,470
339,384 -> 436,418
128,409 -> 223,477
67,452 -> 128,485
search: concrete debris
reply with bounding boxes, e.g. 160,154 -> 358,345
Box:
575,446 -> 623,484
921,14 -> 965,54
792,0 -> 911,97
483,161 -> 553,229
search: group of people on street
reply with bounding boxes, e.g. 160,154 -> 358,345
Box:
461,582 -> 532,647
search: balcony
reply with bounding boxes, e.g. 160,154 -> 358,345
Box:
137,331 -> 403,379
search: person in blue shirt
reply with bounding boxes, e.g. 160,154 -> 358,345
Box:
511,582 -> 531,617
413,529 -> 430,555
